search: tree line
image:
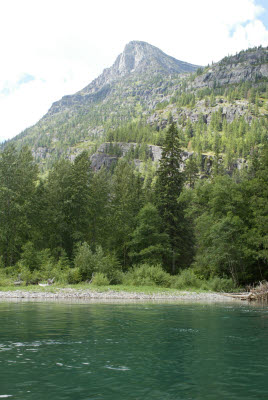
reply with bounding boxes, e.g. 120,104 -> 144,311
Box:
0,123 -> 267,287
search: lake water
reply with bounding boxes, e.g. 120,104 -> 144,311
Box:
0,301 -> 267,400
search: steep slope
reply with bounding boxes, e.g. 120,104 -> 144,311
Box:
6,43 -> 268,170
46,41 -> 199,117
9,41 -> 199,157
193,46 -> 268,89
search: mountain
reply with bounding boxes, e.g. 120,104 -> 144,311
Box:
5,42 -> 268,170
46,40 -> 200,116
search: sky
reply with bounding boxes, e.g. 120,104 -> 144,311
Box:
0,0 -> 268,142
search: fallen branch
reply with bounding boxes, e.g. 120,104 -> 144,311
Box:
224,281 -> 268,302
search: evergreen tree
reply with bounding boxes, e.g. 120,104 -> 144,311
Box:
185,156 -> 199,188
129,203 -> 170,265
0,145 -> 38,266
109,160 -> 142,267
88,167 -> 111,250
44,159 -> 74,257
156,123 -> 191,273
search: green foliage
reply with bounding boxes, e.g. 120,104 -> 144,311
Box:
19,242 -> 39,271
74,242 -> 122,283
171,269 -> 236,292
171,269 -> 202,289
108,160 -> 143,267
92,272 -> 110,286
129,203 -> 170,265
0,145 -> 38,266
97,254 -> 122,284
74,242 -> 96,280
0,49 -> 267,290
0,269 -> 14,286
186,150 -> 268,285
156,123 -> 193,272
67,268 -> 82,284
123,264 -> 171,287
201,277 -> 237,292
16,245 -> 71,284
185,156 -> 199,187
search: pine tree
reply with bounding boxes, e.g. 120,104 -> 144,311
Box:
185,156 -> 199,188
156,123 -> 191,273
129,203 -> 170,265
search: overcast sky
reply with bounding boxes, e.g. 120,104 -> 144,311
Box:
0,0 -> 268,142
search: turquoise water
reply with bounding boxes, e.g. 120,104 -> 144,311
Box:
0,301 -> 267,400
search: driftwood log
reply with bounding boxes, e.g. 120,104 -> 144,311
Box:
224,281 -> 268,302
38,277 -> 55,287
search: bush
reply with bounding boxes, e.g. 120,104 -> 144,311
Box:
171,269 -> 237,292
92,273 -> 110,286
74,243 -> 99,280
98,254 -> 122,284
201,277 -> 236,292
3,265 -> 19,277
123,264 -> 171,287
0,270 -> 14,286
39,249 -> 56,280
19,242 -> 39,271
74,243 -> 122,283
19,265 -> 34,285
171,269 -> 202,290
67,268 -> 82,284
17,248 -> 72,285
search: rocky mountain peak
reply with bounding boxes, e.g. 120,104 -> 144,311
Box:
113,40 -> 199,76
116,41 -> 155,75
81,41 -> 200,95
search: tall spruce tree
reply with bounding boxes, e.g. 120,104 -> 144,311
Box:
129,203 -> 170,265
156,122 -> 191,273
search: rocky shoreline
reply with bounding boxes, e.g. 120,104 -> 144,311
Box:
0,288 -> 239,303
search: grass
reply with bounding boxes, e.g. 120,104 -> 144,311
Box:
0,283 -> 210,295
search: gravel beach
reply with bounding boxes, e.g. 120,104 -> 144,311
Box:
0,288 -> 239,302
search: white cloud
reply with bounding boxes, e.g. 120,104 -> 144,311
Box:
0,0 -> 267,141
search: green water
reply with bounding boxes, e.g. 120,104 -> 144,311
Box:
0,301 -> 267,400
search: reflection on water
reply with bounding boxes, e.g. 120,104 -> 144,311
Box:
0,302 -> 267,400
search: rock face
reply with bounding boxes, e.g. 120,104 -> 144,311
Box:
147,98 -> 253,128
82,41 -> 199,93
89,142 -> 247,176
47,41 -> 200,117
90,142 -> 162,170
192,47 -> 268,89
108,41 -> 199,77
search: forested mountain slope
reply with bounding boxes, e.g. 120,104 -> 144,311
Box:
0,42 -> 267,288
6,43 -> 267,171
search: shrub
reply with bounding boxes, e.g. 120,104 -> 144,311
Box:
171,269 -> 202,290
74,243 -> 122,283
19,265 -> 34,285
3,265 -> 19,277
123,264 -> 171,287
74,242 -> 98,280
0,270 -> 14,286
19,242 -> 39,271
97,254 -> 122,284
92,273 -> 110,286
201,277 -> 236,292
29,269 -> 43,285
39,249 -> 56,280
67,268 -> 82,284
